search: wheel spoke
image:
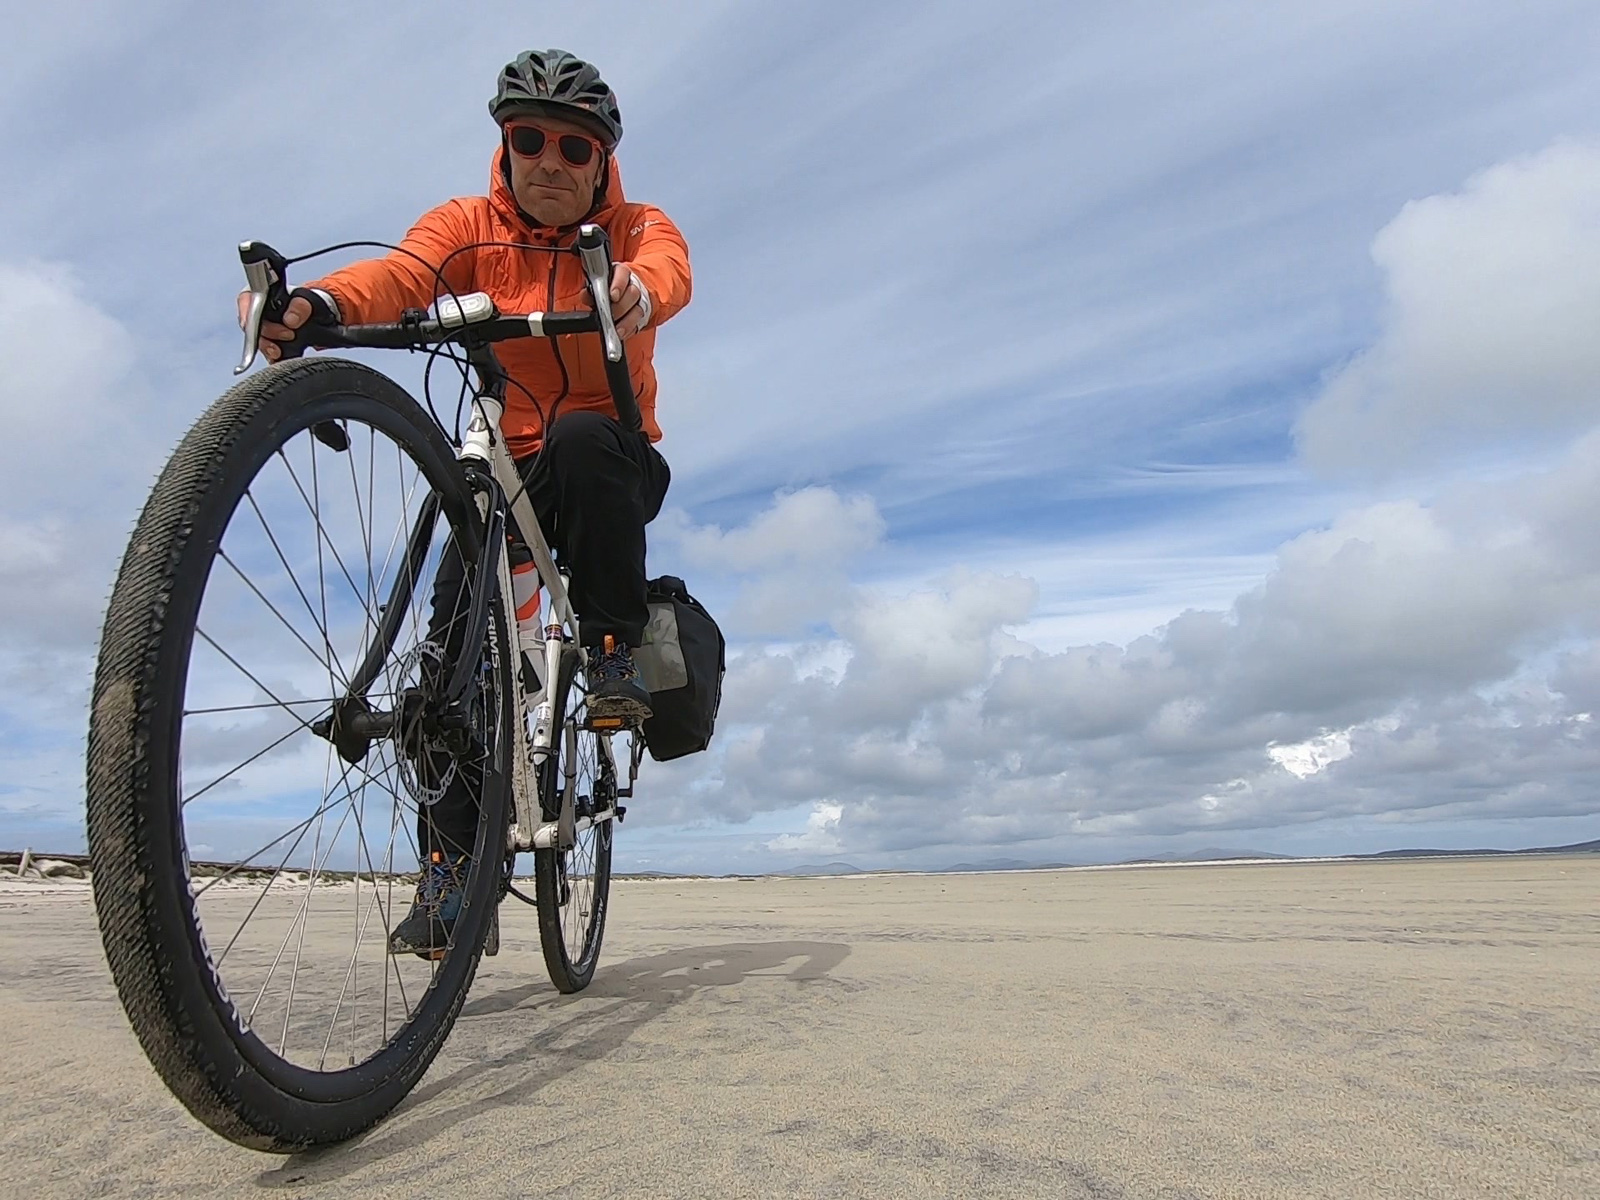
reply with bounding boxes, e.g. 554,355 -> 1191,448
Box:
211,750 -> 406,960
182,627 -> 333,807
278,445 -> 388,645
547,670 -> 609,969
249,778 -> 349,1027
243,488 -> 351,688
320,752 -> 413,1068
182,719 -> 305,808
186,695 -> 393,718
216,548 -> 344,687
192,752 -> 406,900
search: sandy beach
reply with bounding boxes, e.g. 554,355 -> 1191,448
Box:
1,856 -> 1595,1198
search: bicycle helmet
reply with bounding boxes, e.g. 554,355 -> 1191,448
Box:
489,49 -> 623,149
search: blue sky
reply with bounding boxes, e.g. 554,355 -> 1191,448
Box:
3,1 -> 1600,871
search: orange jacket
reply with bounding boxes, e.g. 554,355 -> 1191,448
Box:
311,147 -> 690,456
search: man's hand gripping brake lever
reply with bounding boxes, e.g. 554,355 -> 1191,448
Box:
234,241 -> 339,373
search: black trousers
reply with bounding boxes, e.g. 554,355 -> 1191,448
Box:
419,412 -> 670,857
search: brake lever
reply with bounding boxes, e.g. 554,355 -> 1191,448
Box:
576,224 -> 624,363
235,240 -> 292,375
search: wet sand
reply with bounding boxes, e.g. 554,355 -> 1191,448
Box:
1,856 -> 1596,1198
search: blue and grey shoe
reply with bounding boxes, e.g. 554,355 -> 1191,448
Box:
585,635 -> 653,727
389,851 -> 470,959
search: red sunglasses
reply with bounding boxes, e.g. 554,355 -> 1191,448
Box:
503,123 -> 602,167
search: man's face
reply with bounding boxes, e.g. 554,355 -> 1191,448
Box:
503,113 -> 607,227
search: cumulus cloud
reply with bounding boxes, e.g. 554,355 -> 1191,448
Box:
1298,140 -> 1600,472
1267,729 -> 1354,779
661,486 -> 885,573
766,802 -> 842,855
654,487 -> 887,636
644,415 -> 1600,859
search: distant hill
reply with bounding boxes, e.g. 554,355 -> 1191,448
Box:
1532,837 -> 1600,854
771,839 -> 1598,878
939,858 -> 1074,873
925,839 -> 1597,874
1361,838 -> 1600,859
937,849 -> 1285,872
1121,847 -> 1295,865
776,861 -> 866,876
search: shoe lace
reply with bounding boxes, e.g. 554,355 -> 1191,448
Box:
416,857 -> 463,914
589,645 -> 635,686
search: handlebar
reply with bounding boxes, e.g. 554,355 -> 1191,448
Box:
234,226 -> 644,434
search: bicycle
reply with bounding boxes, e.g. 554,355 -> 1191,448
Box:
85,226 -> 648,1150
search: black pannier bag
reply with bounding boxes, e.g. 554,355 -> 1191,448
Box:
631,575 -> 726,761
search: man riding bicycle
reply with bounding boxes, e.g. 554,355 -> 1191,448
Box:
244,48 -> 691,953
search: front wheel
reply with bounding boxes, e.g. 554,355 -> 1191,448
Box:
86,359 -> 512,1150
534,649 -> 616,993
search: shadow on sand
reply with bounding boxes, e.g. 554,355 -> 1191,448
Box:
255,940 -> 850,1188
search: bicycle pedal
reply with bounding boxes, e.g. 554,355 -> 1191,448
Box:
583,715 -> 630,732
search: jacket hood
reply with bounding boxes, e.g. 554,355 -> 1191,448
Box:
488,143 -> 626,234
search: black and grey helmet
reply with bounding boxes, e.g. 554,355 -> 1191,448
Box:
489,49 -> 623,148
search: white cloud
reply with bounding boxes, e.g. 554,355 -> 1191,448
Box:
0,268 -> 138,614
0,262 -> 159,825
654,487 -> 886,636
1268,729 -> 1355,779
0,262 -> 139,487
661,487 -> 885,573
1298,140 -> 1600,472
833,570 -> 1037,727
766,802 -> 842,854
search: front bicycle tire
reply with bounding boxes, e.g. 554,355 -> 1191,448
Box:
86,358 -> 511,1150
534,650 -> 616,993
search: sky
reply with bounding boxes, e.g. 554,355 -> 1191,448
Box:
3,0 -> 1599,873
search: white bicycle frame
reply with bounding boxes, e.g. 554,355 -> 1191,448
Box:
463,407 -> 638,857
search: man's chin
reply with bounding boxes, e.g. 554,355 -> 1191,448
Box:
519,197 -> 582,225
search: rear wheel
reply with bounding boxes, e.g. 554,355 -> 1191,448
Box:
534,650 -> 616,993
86,359 -> 511,1150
